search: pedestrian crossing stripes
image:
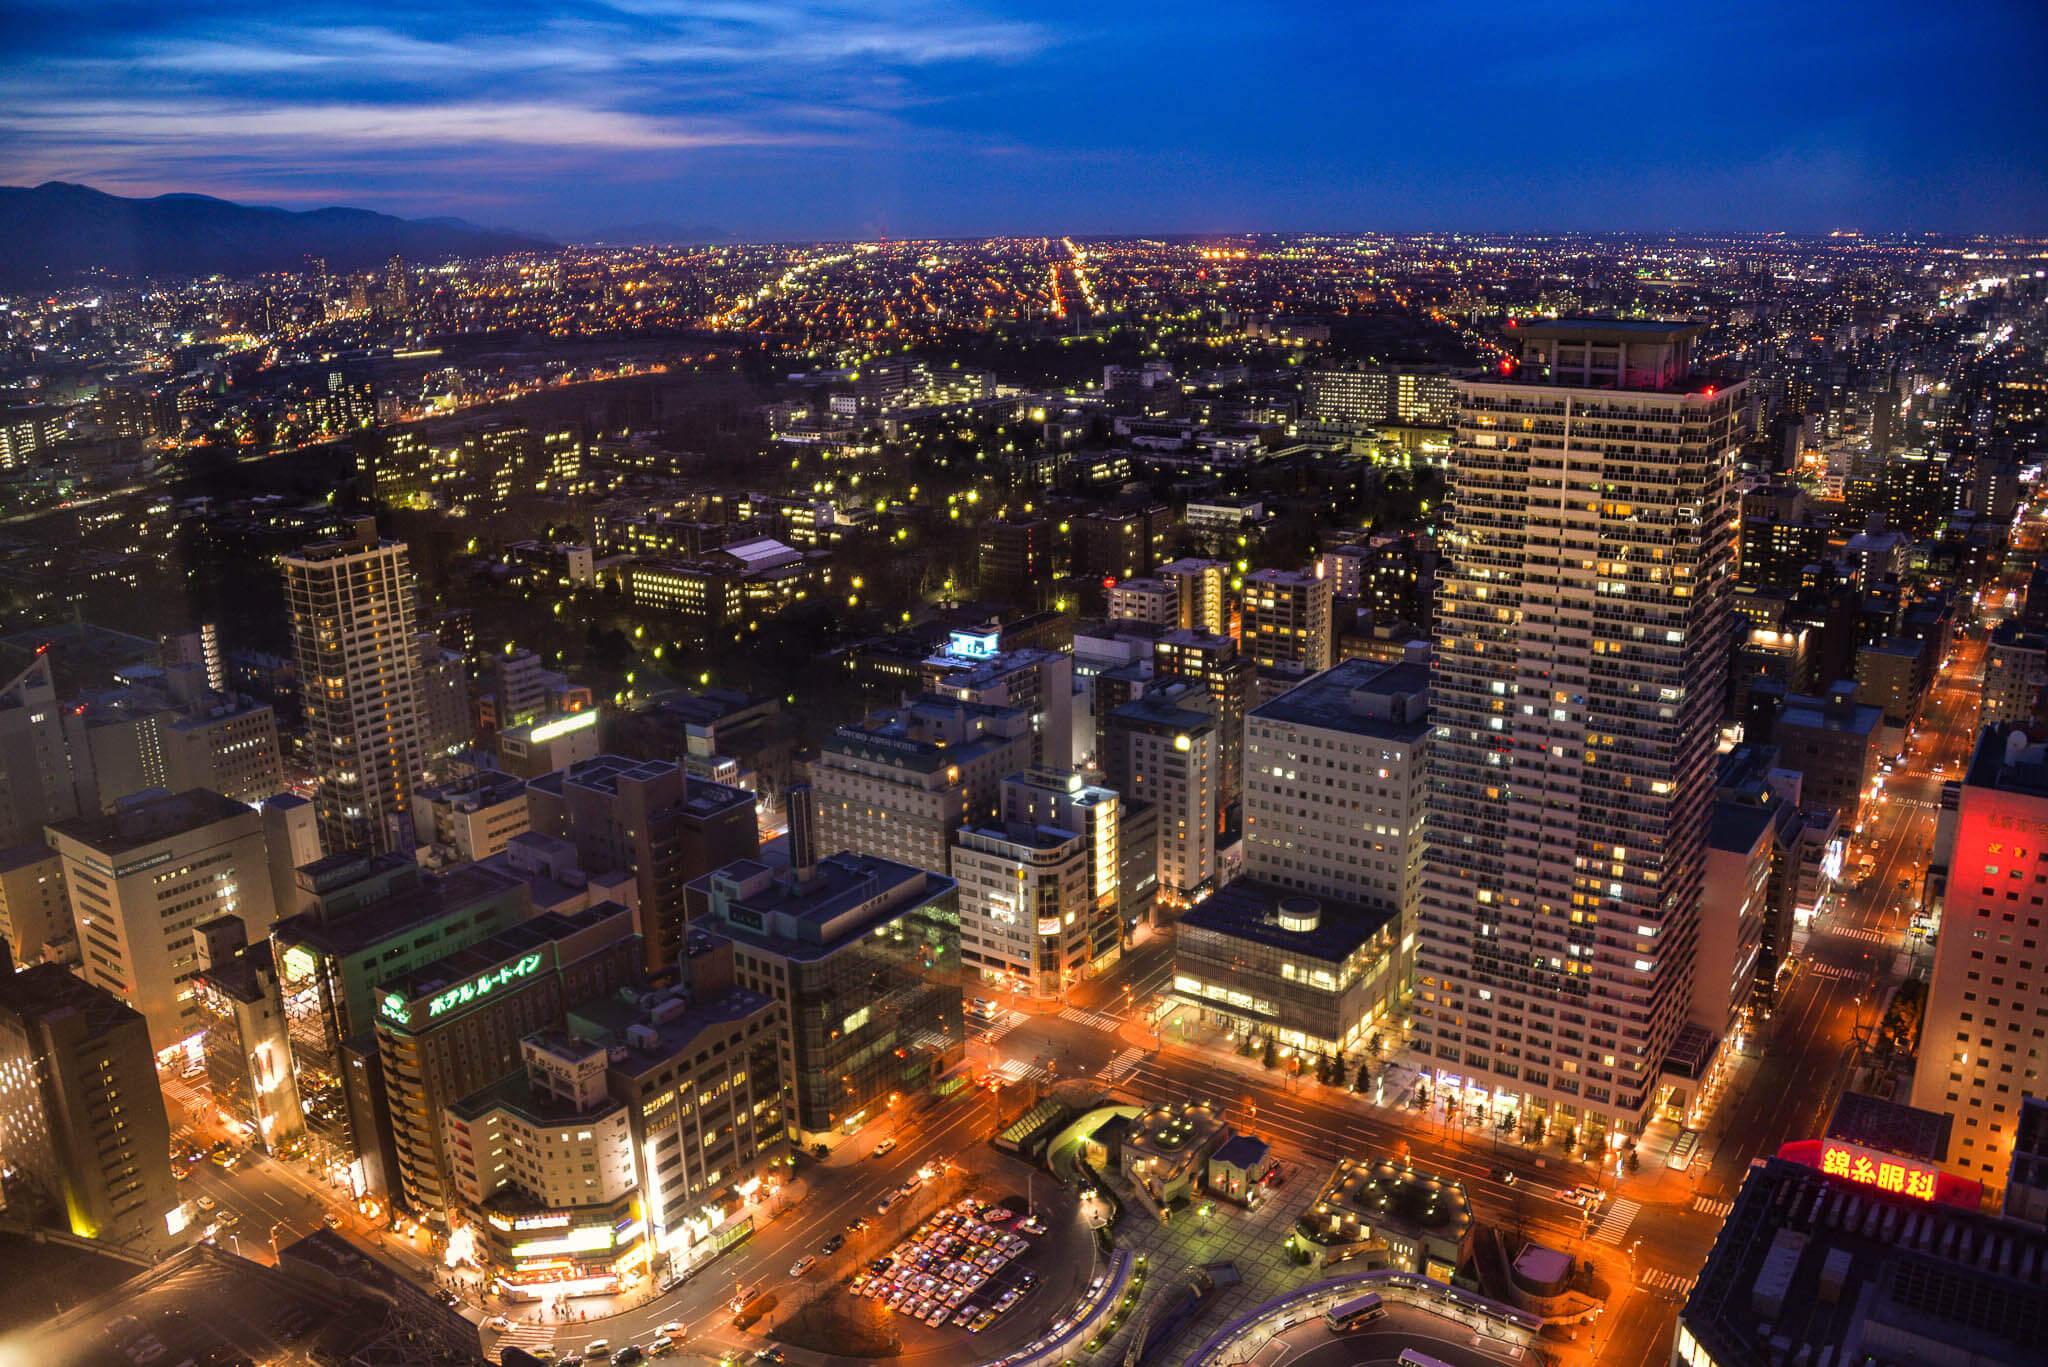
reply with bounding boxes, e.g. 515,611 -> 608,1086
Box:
1593,1197 -> 1641,1244
981,1010 -> 1028,1041
492,1323 -> 555,1350
996,1058 -> 1052,1084
1807,962 -> 1862,981
1639,1268 -> 1695,1295
1691,1195 -> 1734,1219
1098,1048 -> 1145,1085
1059,1006 -> 1125,1032
1827,925 -> 1896,945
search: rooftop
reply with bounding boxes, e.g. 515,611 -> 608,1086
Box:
1296,1155 -> 1473,1246
1179,879 -> 1396,964
273,862 -> 528,958
570,986 -> 779,1079
1509,317 -> 1705,341
1824,1092 -> 1953,1164
1250,658 -> 1430,739
46,787 -> 254,856
693,851 -> 953,960
375,902 -> 632,1019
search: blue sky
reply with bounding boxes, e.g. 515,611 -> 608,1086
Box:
5,0 -> 2045,239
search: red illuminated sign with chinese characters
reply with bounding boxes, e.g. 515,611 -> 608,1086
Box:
1819,1143 -> 1938,1199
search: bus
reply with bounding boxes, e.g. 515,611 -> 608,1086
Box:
1325,1291 -> 1386,1330
1399,1351 -> 1456,1367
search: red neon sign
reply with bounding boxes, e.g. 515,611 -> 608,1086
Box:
1777,1138 -> 1981,1208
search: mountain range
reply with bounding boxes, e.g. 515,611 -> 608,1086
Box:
0,183 -> 556,288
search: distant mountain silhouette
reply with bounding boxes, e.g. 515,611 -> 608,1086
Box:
577,220 -> 735,246
0,182 -> 556,287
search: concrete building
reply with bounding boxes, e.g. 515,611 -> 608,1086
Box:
46,788 -> 278,1052
415,771 -> 530,866
1981,622 -> 2048,728
525,755 -> 758,975
686,851 -> 961,1152
812,695 -> 1033,876
1100,683 -> 1220,898
926,644 -> 1075,774
413,633 -> 470,766
0,842 -> 70,965
496,709 -> 602,780
1418,319 -> 1746,1147
259,793 -> 321,916
1159,558 -> 1230,638
978,516 -> 1053,608
1245,660 -> 1428,921
1154,630 -> 1254,814
373,903 -> 641,1215
1678,1155 -> 2048,1367
1107,578 -> 1177,627
954,769 -> 1125,998
0,655 -> 83,847
2008,1096 -> 2048,1226
477,831 -> 639,919
1243,568 -> 1334,687
1698,801 -> 1771,1050
1910,721 -> 2048,1195
1772,682 -> 1885,829
191,914 -> 304,1154
0,945 -> 177,1247
1289,1156 -> 1473,1278
1171,879 -> 1404,1056
282,519 -> 425,854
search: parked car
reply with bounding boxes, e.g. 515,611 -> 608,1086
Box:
821,1234 -> 846,1255
789,1255 -> 817,1277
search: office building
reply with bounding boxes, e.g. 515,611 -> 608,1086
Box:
0,654 -> 81,848
977,516 -> 1053,608
1417,319 -> 1744,1148
414,633 -> 470,765
1100,682 -> 1220,898
282,519 -> 426,855
686,851 -> 961,1151
1159,558 -> 1231,638
46,788 -> 278,1052
190,914 -> 305,1153
1072,505 -> 1172,583
373,903 -> 641,1214
2008,1097 -> 2048,1226
954,769 -> 1126,997
1910,720 -> 2048,1194
259,793 -> 320,916
1306,368 -> 1394,425
415,771 -> 530,865
478,831 -> 640,919
526,755 -> 758,975
1154,629 -> 1254,813
1698,800 -> 1772,1045
1678,1154 -> 2047,1367
0,944 -> 177,1246
1771,682 -> 1885,828
1107,577 -> 1177,626
926,643 -> 1076,772
1982,623 -> 2048,727
1244,659 -> 1428,922
0,843 -> 70,966
812,695 -> 1033,876
496,710 -> 601,780
270,854 -> 533,1192
1243,568 -> 1333,689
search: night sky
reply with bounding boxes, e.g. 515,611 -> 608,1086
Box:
6,0 -> 2046,240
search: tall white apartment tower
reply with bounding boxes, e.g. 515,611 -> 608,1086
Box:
282,518 -> 425,855
1416,320 -> 1743,1149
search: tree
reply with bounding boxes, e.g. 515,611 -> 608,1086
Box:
1370,1032 -> 1385,1058
1352,1061 -> 1371,1093
1261,1037 -> 1278,1069
1625,1149 -> 1641,1175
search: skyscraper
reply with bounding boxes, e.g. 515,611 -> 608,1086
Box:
1243,567 -> 1333,696
282,518 -> 425,855
1416,320 -> 1743,1150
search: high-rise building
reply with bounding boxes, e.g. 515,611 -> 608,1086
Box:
1153,629 -> 1254,814
1417,319 -> 1744,1148
687,852 -> 962,1151
282,519 -> 425,855
954,768 -> 1126,997
1910,721 -> 2048,1195
260,793 -> 321,915
46,788 -> 278,1052
1072,505 -> 1173,582
0,654 -> 79,848
525,755 -> 757,975
977,516 -> 1053,608
1159,558 -> 1230,638
1243,568 -> 1333,693
0,944 -> 177,1246
384,253 -> 409,312
1100,682 -> 1220,898
1244,660 -> 1428,932
925,644 -> 1075,772
811,695 -> 1033,876
372,902 -> 640,1214
191,914 -> 305,1154
0,843 -> 69,966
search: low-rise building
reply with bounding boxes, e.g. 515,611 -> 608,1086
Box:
415,771 -> 530,865
1289,1156 -> 1473,1278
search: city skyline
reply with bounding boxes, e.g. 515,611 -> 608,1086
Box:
3,0 -> 2045,239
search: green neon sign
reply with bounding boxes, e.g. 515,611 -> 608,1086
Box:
380,992 -> 410,1024
426,952 -> 545,1019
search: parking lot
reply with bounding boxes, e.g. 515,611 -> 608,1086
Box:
846,1194 -> 1049,1336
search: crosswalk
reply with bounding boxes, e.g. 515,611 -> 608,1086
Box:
980,1009 -> 1028,1042
1059,1006 -> 1125,1032
1826,925 -> 1896,945
996,1058 -> 1052,1084
1639,1267 -> 1695,1296
1807,962 -> 1863,981
1098,1048 -> 1145,1085
1593,1197 -> 1641,1245
492,1323 -> 556,1353
1691,1195 -> 1734,1219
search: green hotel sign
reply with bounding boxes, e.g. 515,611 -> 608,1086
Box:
378,952 -> 546,1026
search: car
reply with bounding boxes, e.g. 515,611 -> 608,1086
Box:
821,1233 -> 846,1255
530,1352 -> 557,1364
195,1195 -> 216,1211
1016,1215 -> 1045,1233
730,1284 -> 762,1311
1555,1187 -> 1585,1205
878,1191 -> 903,1215
846,1216 -> 871,1233
322,1211 -> 342,1229
1575,1184 -> 1605,1206
923,1305 -> 950,1327
614,1348 -> 644,1366
897,1180 -> 918,1199
584,1341 -> 612,1359
789,1255 -> 817,1277
752,1352 -> 787,1365
482,1316 -> 511,1331
1491,1167 -> 1517,1185
872,1137 -> 897,1158
647,1337 -> 675,1358
657,1323 -> 686,1339
215,1210 -> 239,1228
869,1255 -> 895,1275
